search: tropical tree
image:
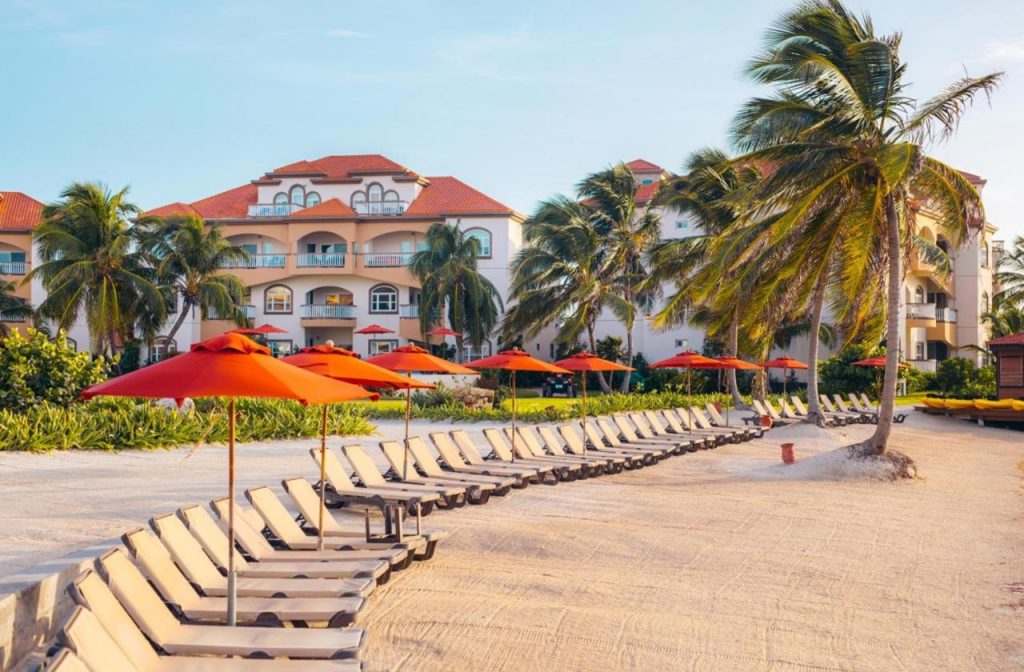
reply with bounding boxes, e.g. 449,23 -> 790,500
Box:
0,280 -> 32,336
410,222 -> 503,362
142,215 -> 250,347
28,182 -> 165,356
731,0 -> 1001,455
982,304 -> 1024,340
994,236 -> 1024,308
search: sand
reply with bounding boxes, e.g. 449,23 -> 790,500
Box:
1,412 -> 1022,670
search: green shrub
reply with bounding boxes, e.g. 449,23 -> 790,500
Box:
902,366 -> 934,394
932,358 -> 996,399
411,381 -> 455,408
0,328 -> 110,411
516,389 -> 541,399
818,344 -> 879,396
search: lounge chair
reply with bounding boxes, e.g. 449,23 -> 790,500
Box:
402,437 -> 520,492
553,425 -> 646,468
752,399 -> 792,426
341,445 -> 473,506
500,427 -> 607,477
763,399 -> 798,422
689,407 -> 756,441
661,409 -> 728,445
151,512 -> 373,598
179,505 -> 389,582
832,395 -> 874,422
122,530 -> 364,627
71,566 -> 366,661
611,415 -> 688,453
703,403 -> 763,437
56,605 -> 364,672
595,417 -> 684,456
480,428 -> 583,480
451,429 -> 570,481
311,447 -> 442,516
245,486 -> 428,561
789,396 -> 842,426
579,421 -> 663,464
625,413 -> 691,449
819,395 -> 865,423
379,439 -> 508,498
430,431 -> 549,485
858,393 -> 907,423
512,426 -> 620,474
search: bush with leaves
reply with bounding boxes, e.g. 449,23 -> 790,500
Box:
0,328 -> 109,411
819,344 -> 884,396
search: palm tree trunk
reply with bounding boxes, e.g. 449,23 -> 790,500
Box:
619,321 -> 633,393
860,194 -> 902,456
163,297 -> 191,348
727,308 -> 745,409
588,323 -> 611,393
454,335 -> 464,364
805,280 -> 827,427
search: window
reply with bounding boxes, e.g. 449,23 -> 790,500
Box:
981,242 -> 990,268
675,220 -> 689,230
462,341 -> 492,361
369,339 -> 398,356
305,192 -> 321,208
273,193 -> 288,216
265,285 -> 292,313
367,183 -> 383,202
641,179 -> 654,185
351,192 -> 367,209
914,342 -> 925,360
153,337 -> 177,361
369,285 -> 398,313
465,229 -> 492,258
289,185 -> 305,206
914,286 -> 924,304
981,292 -> 990,314
383,190 -> 399,203
267,340 -> 293,357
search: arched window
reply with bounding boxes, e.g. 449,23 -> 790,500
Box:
305,192 -> 321,208
369,284 -> 398,313
367,183 -> 383,203
351,191 -> 367,211
383,190 -> 399,202
265,285 -> 292,313
913,286 -> 924,304
289,185 -> 305,206
981,242 -> 990,268
981,291 -> 990,314
273,192 -> 288,216
153,337 -> 177,361
465,228 -> 492,258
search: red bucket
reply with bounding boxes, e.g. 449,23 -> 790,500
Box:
781,443 -> 795,464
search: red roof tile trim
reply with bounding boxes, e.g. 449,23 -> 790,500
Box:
626,159 -> 663,173
0,191 -> 44,230
988,332 -> 1024,346
634,181 -> 662,205
290,198 -> 357,218
269,160 -> 326,176
143,202 -> 200,219
311,155 -> 417,179
188,183 -> 257,219
405,177 -> 513,216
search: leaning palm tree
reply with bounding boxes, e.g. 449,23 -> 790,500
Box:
731,0 -> 1001,456
994,236 -> 1024,309
0,280 -> 33,336
142,215 -> 251,347
410,222 -> 503,362
579,164 -> 662,391
28,182 -> 165,356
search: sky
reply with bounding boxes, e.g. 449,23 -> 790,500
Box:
2,0 -> 1021,241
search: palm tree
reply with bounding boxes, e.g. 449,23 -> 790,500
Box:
28,182 -> 165,356
142,215 -> 251,347
410,222 -> 503,362
731,0 -> 1001,455
0,280 -> 32,336
982,304 -> 1024,340
503,196 -> 617,392
995,236 -> 1024,308
579,164 -> 662,391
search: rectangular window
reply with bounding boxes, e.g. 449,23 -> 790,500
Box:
370,290 -> 397,313
265,288 -> 292,313
369,339 -> 398,356
676,220 -> 689,230
268,340 -> 293,357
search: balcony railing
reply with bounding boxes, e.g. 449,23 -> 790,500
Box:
301,304 -> 357,319
296,253 -> 346,268
220,254 -> 287,269
399,304 -> 419,319
207,304 -> 256,320
905,302 -> 936,320
936,307 -> 957,323
363,253 -> 413,268
0,261 -> 27,275
247,203 -> 304,218
353,200 -> 408,216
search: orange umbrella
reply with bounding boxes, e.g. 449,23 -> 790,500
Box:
651,351 -> 726,433
760,355 -> 808,397
426,327 -> 460,337
368,345 -> 477,477
853,356 -> 908,413
283,342 -> 432,548
356,323 -> 395,357
468,349 -> 571,462
229,323 -> 286,336
554,352 -> 632,453
82,333 -> 377,624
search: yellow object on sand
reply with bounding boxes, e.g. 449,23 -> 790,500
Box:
973,399 -> 1014,410
921,398 -> 945,409
943,399 -> 976,410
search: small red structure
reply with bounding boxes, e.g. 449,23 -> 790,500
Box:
989,332 -> 1024,399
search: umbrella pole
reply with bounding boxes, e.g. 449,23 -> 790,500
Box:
687,368 -> 692,434
581,373 -> 588,456
510,372 -> 517,464
317,404 -> 328,552
403,383 -> 412,480
227,398 -> 237,626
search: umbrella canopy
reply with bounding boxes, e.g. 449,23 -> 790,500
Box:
355,324 -> 395,335
650,350 -> 725,370
714,356 -> 762,370
852,356 -> 909,369
426,327 -> 460,337
760,355 -> 808,370
229,323 -> 287,336
368,344 -> 476,374
553,352 -> 631,453
468,348 -> 571,374
283,345 -> 434,389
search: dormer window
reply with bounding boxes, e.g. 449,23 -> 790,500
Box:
367,183 -> 383,202
289,185 -> 305,206
350,183 -> 405,215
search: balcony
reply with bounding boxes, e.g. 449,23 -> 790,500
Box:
301,304 -> 357,320
207,304 -> 256,320
399,304 -> 419,319
353,201 -> 408,216
297,253 -> 346,268
908,358 -> 937,373
905,302 -> 936,320
247,203 -> 304,218
0,261 -> 27,275
363,253 -> 413,268
220,254 -> 287,269
936,307 -> 957,322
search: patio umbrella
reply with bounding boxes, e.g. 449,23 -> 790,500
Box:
368,344 -> 476,477
852,356 -> 909,413
553,352 -> 632,454
355,324 -> 395,358
467,349 -> 571,462
229,323 -> 287,335
81,333 -> 377,624
651,351 -> 726,433
713,356 -> 762,425
760,355 -> 808,398
282,342 -> 432,549
426,327 -> 459,337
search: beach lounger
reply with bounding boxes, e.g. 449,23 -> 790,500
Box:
481,428 -> 584,480
428,431 -> 543,486
626,413 -> 691,449
763,399 -> 798,422
340,445 -> 473,506
122,530 -> 364,627
848,394 -> 884,423
832,395 -> 873,422
703,403 -> 762,437
856,393 -> 907,423
660,409 -> 729,445
71,565 -> 366,661
502,426 -> 608,476
553,425 -> 646,468
449,429 -> 567,482
689,407 -> 755,441
818,395 -> 865,423
612,414 -> 688,453
512,426 -> 620,474
245,486 -> 427,561
400,437 -> 521,492
752,399 -> 792,426
788,396 -> 843,426
312,447 -> 444,516
596,417 -> 684,456
151,512 -> 373,599
579,421 -> 663,464
56,605 -> 364,672
378,439 -> 507,499
653,411 -> 713,450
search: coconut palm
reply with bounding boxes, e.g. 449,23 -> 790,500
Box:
142,215 -> 251,347
731,0 -> 1001,455
994,236 -> 1024,308
28,182 -> 165,356
410,222 -> 503,362
982,304 -> 1024,340
0,280 -> 32,336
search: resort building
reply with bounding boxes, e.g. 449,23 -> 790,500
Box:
0,191 -> 43,336
141,155 -> 525,359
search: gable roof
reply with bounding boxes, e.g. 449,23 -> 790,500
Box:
270,160 -> 326,176
626,159 -> 663,173
405,176 -> 513,216
187,183 -> 257,219
0,191 -> 44,230
988,332 -> 1024,347
635,181 -> 663,205
290,197 -> 357,218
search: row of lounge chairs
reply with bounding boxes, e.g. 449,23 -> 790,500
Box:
748,393 -> 904,427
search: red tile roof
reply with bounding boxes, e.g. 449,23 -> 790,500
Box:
626,159 -> 663,173
988,332 -> 1024,346
959,170 -> 986,186
310,155 -> 416,178
143,202 -> 200,219
0,191 -> 44,230
270,160 -> 326,176
635,181 -> 663,205
290,198 -> 357,218
188,183 -> 257,219
405,177 -> 513,216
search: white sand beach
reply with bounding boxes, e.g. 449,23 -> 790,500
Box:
1,412 -> 1022,670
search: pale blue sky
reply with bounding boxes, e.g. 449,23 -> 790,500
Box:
2,0 -> 1021,240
